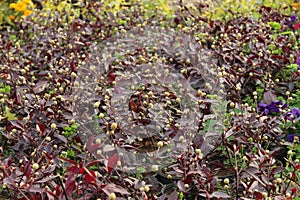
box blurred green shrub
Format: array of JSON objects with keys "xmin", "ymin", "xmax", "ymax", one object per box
[
  {"xmin": 0, "ymin": 0, "xmax": 34, "ymax": 29},
  {"xmin": 2, "ymin": 0, "xmax": 298, "ymax": 30},
  {"xmin": 1, "ymin": 0, "xmax": 175, "ymax": 29},
  {"xmin": 178, "ymin": 0, "xmax": 298, "ymax": 21},
  {"xmin": 203, "ymin": 0, "xmax": 297, "ymax": 20}
]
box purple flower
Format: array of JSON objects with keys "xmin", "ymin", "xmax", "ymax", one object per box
[
  {"xmin": 297, "ymin": 58, "xmax": 300, "ymax": 70},
  {"xmin": 287, "ymin": 134, "xmax": 299, "ymax": 142},
  {"xmin": 258, "ymin": 100, "xmax": 287, "ymax": 116},
  {"xmin": 287, "ymin": 134, "xmax": 295, "ymax": 142},
  {"xmin": 286, "ymin": 108, "xmax": 300, "ymax": 120},
  {"xmin": 291, "ymin": 108, "xmax": 300, "ymax": 118},
  {"xmin": 291, "ymin": 15, "xmax": 297, "ymax": 23}
]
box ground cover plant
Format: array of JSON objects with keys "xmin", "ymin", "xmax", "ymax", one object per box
[{"xmin": 0, "ymin": 0, "xmax": 300, "ymax": 199}]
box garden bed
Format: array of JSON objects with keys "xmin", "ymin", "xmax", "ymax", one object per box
[{"xmin": 0, "ymin": 0, "xmax": 300, "ymax": 199}]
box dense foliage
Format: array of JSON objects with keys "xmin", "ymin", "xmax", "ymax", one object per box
[{"xmin": 0, "ymin": 0, "xmax": 300, "ymax": 199}]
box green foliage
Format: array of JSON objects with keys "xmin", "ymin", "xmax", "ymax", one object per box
[
  {"xmin": 142, "ymin": 0, "xmax": 174, "ymax": 18},
  {"xmin": 0, "ymin": 133, "xmax": 14, "ymax": 159},
  {"xmin": 268, "ymin": 21, "xmax": 282, "ymax": 30},
  {"xmin": 2, "ymin": 107, "xmax": 17, "ymax": 120},
  {"xmin": 0, "ymin": 83, "xmax": 10, "ymax": 95},
  {"xmin": 279, "ymin": 63, "xmax": 299, "ymax": 82},
  {"xmin": 242, "ymin": 96, "xmax": 255, "ymax": 107},
  {"xmin": 61, "ymin": 149, "xmax": 76, "ymax": 159},
  {"xmin": 135, "ymin": 166, "xmax": 146, "ymax": 179},
  {"xmin": 1, "ymin": 0, "xmax": 35, "ymax": 29},
  {"xmin": 204, "ymin": 0, "xmax": 295, "ymax": 21},
  {"xmin": 103, "ymin": 0, "xmax": 174, "ymax": 18},
  {"xmin": 62, "ymin": 123, "xmax": 79, "ymax": 137},
  {"xmin": 206, "ymin": 0, "xmax": 260, "ymax": 20},
  {"xmin": 290, "ymin": 91, "xmax": 300, "ymax": 108},
  {"xmin": 0, "ymin": 83, "xmax": 16, "ymax": 120},
  {"xmin": 41, "ymin": 0, "xmax": 83, "ymax": 23},
  {"xmin": 203, "ymin": 119, "xmax": 216, "ymax": 133},
  {"xmin": 0, "ymin": 0, "xmax": 15, "ymax": 29}
]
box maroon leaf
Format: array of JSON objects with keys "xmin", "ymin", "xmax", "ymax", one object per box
[
  {"xmin": 86, "ymin": 136, "xmax": 100, "ymax": 154},
  {"xmin": 70, "ymin": 59, "xmax": 76, "ymax": 71},
  {"xmin": 23, "ymin": 161, "xmax": 32, "ymax": 179},
  {"xmin": 106, "ymin": 153, "xmax": 118, "ymax": 173},
  {"xmin": 55, "ymin": 185, "xmax": 61, "ymax": 197},
  {"xmin": 67, "ymin": 165, "xmax": 79, "ymax": 172},
  {"xmin": 86, "ymin": 160, "xmax": 102, "ymax": 168},
  {"xmin": 85, "ymin": 170, "xmax": 96, "ymax": 185},
  {"xmin": 107, "ymin": 71, "xmax": 115, "ymax": 83},
  {"xmin": 209, "ymin": 20, "xmax": 214, "ymax": 28},
  {"xmin": 271, "ymin": 55, "xmax": 289, "ymax": 63},
  {"xmin": 36, "ymin": 123, "xmax": 46, "ymax": 135},
  {"xmin": 58, "ymin": 156, "xmax": 78, "ymax": 165},
  {"xmin": 65, "ymin": 180, "xmax": 76, "ymax": 197},
  {"xmin": 253, "ymin": 191, "xmax": 263, "ymax": 200},
  {"xmin": 46, "ymin": 189, "xmax": 57, "ymax": 199}
]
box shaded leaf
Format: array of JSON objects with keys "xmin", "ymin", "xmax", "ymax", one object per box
[
  {"xmin": 102, "ymin": 183, "xmax": 130, "ymax": 195},
  {"xmin": 263, "ymin": 90, "xmax": 276, "ymax": 104},
  {"xmin": 168, "ymin": 190, "xmax": 178, "ymax": 200},
  {"xmin": 29, "ymin": 186, "xmax": 43, "ymax": 193},
  {"xmin": 210, "ymin": 191, "xmax": 231, "ymax": 198},
  {"xmin": 33, "ymin": 79, "xmax": 48, "ymax": 93},
  {"xmin": 36, "ymin": 175, "xmax": 58, "ymax": 184},
  {"xmin": 106, "ymin": 153, "xmax": 118, "ymax": 173},
  {"xmin": 177, "ymin": 180, "xmax": 187, "ymax": 192},
  {"xmin": 23, "ymin": 161, "xmax": 32, "ymax": 179}
]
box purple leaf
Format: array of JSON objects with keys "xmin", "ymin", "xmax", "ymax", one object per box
[
  {"xmin": 106, "ymin": 153, "xmax": 118, "ymax": 173},
  {"xmin": 210, "ymin": 191, "xmax": 230, "ymax": 198}
]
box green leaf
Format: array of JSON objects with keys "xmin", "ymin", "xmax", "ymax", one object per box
[
  {"xmin": 0, "ymin": 85, "xmax": 10, "ymax": 94},
  {"xmin": 272, "ymin": 48, "xmax": 282, "ymax": 55},
  {"xmin": 243, "ymin": 43, "xmax": 250, "ymax": 53},
  {"xmin": 268, "ymin": 43, "xmax": 276, "ymax": 50},
  {"xmin": 287, "ymin": 64, "xmax": 298, "ymax": 70},
  {"xmin": 267, "ymin": 21, "xmax": 281, "ymax": 30},
  {"xmin": 233, "ymin": 108, "xmax": 243, "ymax": 114},
  {"xmin": 136, "ymin": 166, "xmax": 146, "ymax": 174},
  {"xmin": 280, "ymin": 31, "xmax": 293, "ymax": 35},
  {"xmin": 4, "ymin": 107, "xmax": 17, "ymax": 120},
  {"xmin": 9, "ymin": 34, "xmax": 16, "ymax": 41},
  {"xmin": 203, "ymin": 119, "xmax": 216, "ymax": 133}
]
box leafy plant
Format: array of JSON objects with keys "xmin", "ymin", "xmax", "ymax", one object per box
[
  {"xmin": 63, "ymin": 123, "xmax": 79, "ymax": 137},
  {"xmin": 0, "ymin": 0, "xmax": 300, "ymax": 199}
]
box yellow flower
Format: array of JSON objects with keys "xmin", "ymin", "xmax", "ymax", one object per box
[
  {"xmin": 23, "ymin": 9, "xmax": 32, "ymax": 16},
  {"xmin": 10, "ymin": 1, "xmax": 27, "ymax": 12},
  {"xmin": 9, "ymin": 3, "xmax": 17, "ymax": 9},
  {"xmin": 9, "ymin": 15, "xmax": 16, "ymax": 21},
  {"xmin": 291, "ymin": 3, "xmax": 299, "ymax": 11},
  {"xmin": 22, "ymin": 0, "xmax": 32, "ymax": 4}
]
